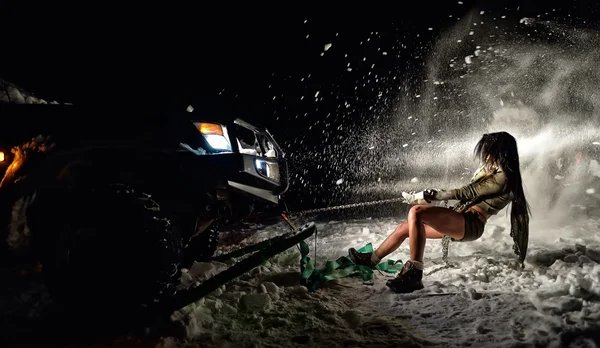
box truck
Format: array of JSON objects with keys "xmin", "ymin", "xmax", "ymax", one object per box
[{"xmin": 0, "ymin": 99, "xmax": 315, "ymax": 324}]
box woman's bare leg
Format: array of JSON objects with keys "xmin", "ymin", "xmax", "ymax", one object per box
[
  {"xmin": 382, "ymin": 205, "xmax": 466, "ymax": 293},
  {"xmin": 407, "ymin": 205, "xmax": 466, "ymax": 262},
  {"xmin": 374, "ymin": 221, "xmax": 444, "ymax": 259},
  {"xmin": 375, "ymin": 205, "xmax": 465, "ymax": 260}
]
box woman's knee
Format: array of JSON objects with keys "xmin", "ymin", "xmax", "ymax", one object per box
[
  {"xmin": 393, "ymin": 222, "xmax": 408, "ymax": 238},
  {"xmin": 408, "ymin": 205, "xmax": 428, "ymax": 221}
]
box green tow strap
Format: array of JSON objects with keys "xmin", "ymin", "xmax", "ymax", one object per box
[{"xmin": 299, "ymin": 241, "xmax": 404, "ymax": 292}]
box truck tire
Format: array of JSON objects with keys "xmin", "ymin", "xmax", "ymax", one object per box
[
  {"xmin": 29, "ymin": 183, "xmax": 184, "ymax": 317},
  {"xmin": 185, "ymin": 220, "xmax": 220, "ymax": 265}
]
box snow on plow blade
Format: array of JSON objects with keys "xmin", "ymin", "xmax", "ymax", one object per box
[{"xmin": 160, "ymin": 222, "xmax": 317, "ymax": 315}]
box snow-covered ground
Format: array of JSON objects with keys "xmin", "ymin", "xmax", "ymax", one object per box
[
  {"xmin": 2, "ymin": 201, "xmax": 599, "ymax": 347},
  {"xmin": 160, "ymin": 206, "xmax": 600, "ymax": 348}
]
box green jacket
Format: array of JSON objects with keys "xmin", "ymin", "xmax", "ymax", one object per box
[{"xmin": 434, "ymin": 166, "xmax": 513, "ymax": 215}]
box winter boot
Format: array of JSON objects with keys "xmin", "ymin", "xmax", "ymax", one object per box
[
  {"xmin": 348, "ymin": 248, "xmax": 378, "ymax": 268},
  {"xmin": 386, "ymin": 260, "xmax": 424, "ymax": 293}
]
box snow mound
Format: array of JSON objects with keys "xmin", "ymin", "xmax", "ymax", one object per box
[
  {"xmin": 222, "ymin": 215, "xmax": 599, "ymax": 347},
  {"xmin": 157, "ymin": 211, "xmax": 600, "ymax": 347},
  {"xmin": 167, "ymin": 249, "xmax": 431, "ymax": 347},
  {"xmin": 3, "ymin": 213, "xmax": 600, "ymax": 347}
]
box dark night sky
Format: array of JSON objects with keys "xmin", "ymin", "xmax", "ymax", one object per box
[
  {"xmin": 2, "ymin": 0, "xmax": 588, "ymax": 112},
  {"xmin": 0, "ymin": 3, "xmax": 466, "ymax": 104},
  {"xmin": 0, "ymin": 1, "xmax": 596, "ymax": 109}
]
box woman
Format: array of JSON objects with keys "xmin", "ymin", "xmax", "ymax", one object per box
[{"xmin": 349, "ymin": 132, "xmax": 530, "ymax": 293}]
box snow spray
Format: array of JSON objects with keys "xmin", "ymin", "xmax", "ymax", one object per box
[{"xmin": 354, "ymin": 8, "xmax": 600, "ymax": 238}]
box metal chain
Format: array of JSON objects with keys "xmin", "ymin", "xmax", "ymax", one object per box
[
  {"xmin": 290, "ymin": 197, "xmax": 455, "ymax": 268},
  {"xmin": 289, "ymin": 197, "xmax": 407, "ymax": 216},
  {"xmin": 441, "ymin": 236, "xmax": 451, "ymax": 264},
  {"xmin": 441, "ymin": 200, "xmax": 451, "ymax": 265}
]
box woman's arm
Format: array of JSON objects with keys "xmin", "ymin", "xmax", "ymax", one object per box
[{"xmin": 431, "ymin": 172, "xmax": 507, "ymax": 201}]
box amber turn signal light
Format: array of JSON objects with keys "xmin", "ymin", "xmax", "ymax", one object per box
[{"xmin": 195, "ymin": 122, "xmax": 223, "ymax": 136}]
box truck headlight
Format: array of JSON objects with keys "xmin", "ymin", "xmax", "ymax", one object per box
[
  {"xmin": 194, "ymin": 122, "xmax": 232, "ymax": 151},
  {"xmin": 204, "ymin": 134, "xmax": 231, "ymax": 150},
  {"xmin": 255, "ymin": 159, "xmax": 280, "ymax": 183}
]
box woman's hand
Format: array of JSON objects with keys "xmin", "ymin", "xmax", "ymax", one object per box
[
  {"xmin": 402, "ymin": 189, "xmax": 438, "ymax": 205},
  {"xmin": 424, "ymin": 189, "xmax": 437, "ymax": 203}
]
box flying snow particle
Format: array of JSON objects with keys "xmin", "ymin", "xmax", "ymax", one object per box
[
  {"xmin": 428, "ymin": 28, "xmax": 433, "ymax": 31},
  {"xmin": 457, "ymin": 40, "xmax": 462, "ymax": 43},
  {"xmin": 480, "ymin": 11, "xmax": 485, "ymax": 15},
  {"xmin": 465, "ymin": 56, "xmax": 472, "ymax": 64},
  {"xmin": 402, "ymin": 144, "xmax": 408, "ymax": 148},
  {"xmin": 469, "ymin": 31, "xmax": 474, "ymax": 35},
  {"xmin": 586, "ymin": 188, "xmax": 596, "ymax": 194},
  {"xmin": 186, "ymin": 105, "xmax": 194, "ymax": 112},
  {"xmin": 336, "ymin": 178, "xmax": 344, "ymax": 185},
  {"xmin": 410, "ymin": 177, "xmax": 419, "ymax": 183},
  {"xmin": 458, "ymin": 1, "xmax": 463, "ymax": 3},
  {"xmin": 382, "ymin": 52, "xmax": 388, "ymax": 55},
  {"xmin": 324, "ymin": 43, "xmax": 333, "ymax": 51},
  {"xmin": 520, "ymin": 17, "xmax": 534, "ymax": 25},
  {"xmin": 592, "ymin": 141, "xmax": 600, "ymax": 145},
  {"xmin": 315, "ymin": 91, "xmax": 320, "ymax": 98}
]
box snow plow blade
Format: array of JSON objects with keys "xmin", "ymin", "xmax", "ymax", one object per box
[{"xmin": 161, "ymin": 222, "xmax": 316, "ymax": 315}]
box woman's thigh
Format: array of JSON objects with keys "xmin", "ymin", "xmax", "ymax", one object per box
[{"xmin": 409, "ymin": 205, "xmax": 466, "ymax": 241}]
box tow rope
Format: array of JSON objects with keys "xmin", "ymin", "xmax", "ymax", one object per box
[
  {"xmin": 280, "ymin": 212, "xmax": 404, "ymax": 292},
  {"xmin": 299, "ymin": 241, "xmax": 404, "ymax": 292}
]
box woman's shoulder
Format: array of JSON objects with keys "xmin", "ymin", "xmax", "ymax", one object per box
[
  {"xmin": 495, "ymin": 168, "xmax": 507, "ymax": 178},
  {"xmin": 470, "ymin": 166, "xmax": 487, "ymax": 181},
  {"xmin": 492, "ymin": 168, "xmax": 508, "ymax": 186},
  {"xmin": 471, "ymin": 165, "xmax": 507, "ymax": 185}
]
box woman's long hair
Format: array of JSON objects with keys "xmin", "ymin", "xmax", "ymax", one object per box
[{"xmin": 474, "ymin": 132, "xmax": 531, "ymax": 265}]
